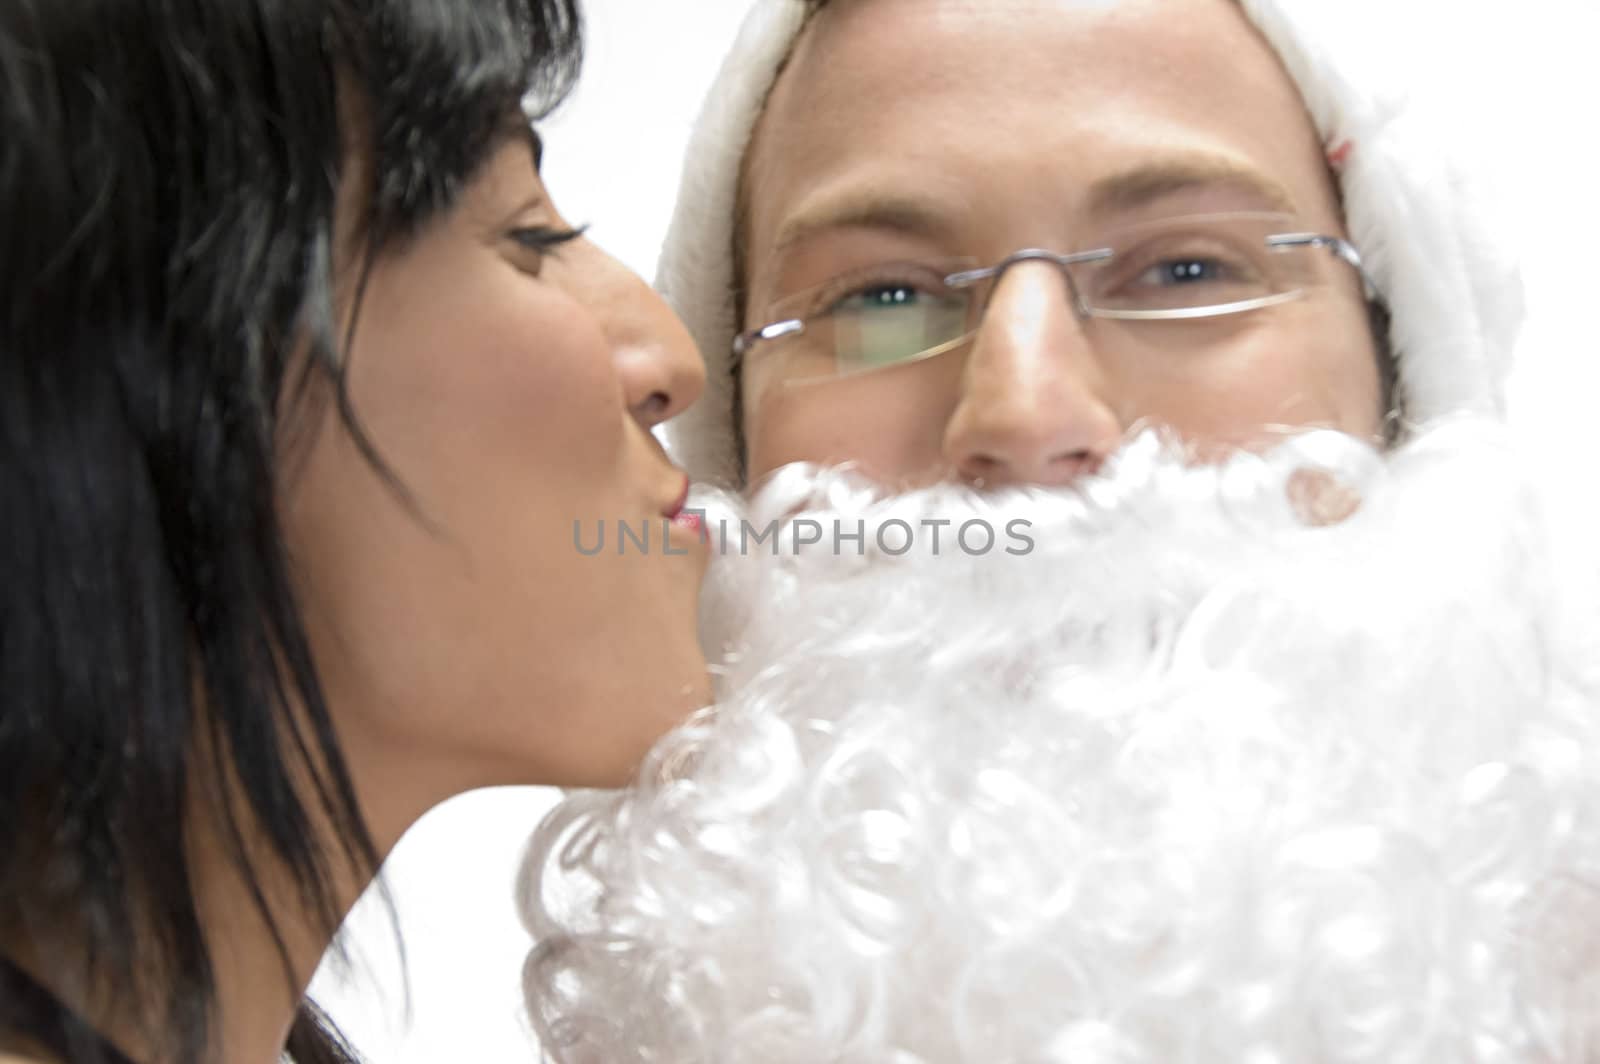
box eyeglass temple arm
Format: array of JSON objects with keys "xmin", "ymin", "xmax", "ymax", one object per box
[
  {"xmin": 1266, "ymin": 233, "xmax": 1381, "ymax": 301},
  {"xmin": 732, "ymin": 317, "xmax": 805, "ymax": 362}
]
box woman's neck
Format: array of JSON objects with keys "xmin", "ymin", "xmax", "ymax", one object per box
[
  {"xmin": 179, "ymin": 731, "xmax": 448, "ymax": 1064},
  {"xmin": 0, "ymin": 819, "xmax": 374, "ymax": 1064},
  {"xmin": 4, "ymin": 732, "xmax": 454, "ymax": 1064}
]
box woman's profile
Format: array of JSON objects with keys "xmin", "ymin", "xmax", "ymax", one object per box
[{"xmin": 0, "ymin": 0, "xmax": 709, "ymax": 1061}]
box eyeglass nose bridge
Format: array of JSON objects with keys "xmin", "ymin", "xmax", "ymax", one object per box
[{"xmin": 943, "ymin": 247, "xmax": 1115, "ymax": 320}]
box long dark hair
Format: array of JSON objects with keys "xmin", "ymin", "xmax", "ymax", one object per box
[{"xmin": 0, "ymin": 1, "xmax": 581, "ymax": 1061}]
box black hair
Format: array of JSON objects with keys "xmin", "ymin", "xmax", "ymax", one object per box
[{"xmin": 0, "ymin": 1, "xmax": 580, "ymax": 1061}]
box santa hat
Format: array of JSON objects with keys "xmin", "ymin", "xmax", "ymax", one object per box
[{"xmin": 656, "ymin": 0, "xmax": 1525, "ymax": 489}]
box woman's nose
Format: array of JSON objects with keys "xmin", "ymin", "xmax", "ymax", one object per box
[
  {"xmin": 942, "ymin": 262, "xmax": 1122, "ymax": 487},
  {"xmin": 586, "ymin": 246, "xmax": 706, "ymax": 429}
]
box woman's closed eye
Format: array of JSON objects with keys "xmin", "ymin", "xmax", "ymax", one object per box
[{"xmin": 504, "ymin": 224, "xmax": 588, "ymax": 277}]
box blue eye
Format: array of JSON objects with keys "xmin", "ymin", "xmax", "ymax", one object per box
[
  {"xmin": 823, "ymin": 281, "xmax": 968, "ymax": 370},
  {"xmin": 836, "ymin": 284, "xmax": 926, "ymax": 312},
  {"xmin": 1141, "ymin": 258, "xmax": 1229, "ymax": 285}
]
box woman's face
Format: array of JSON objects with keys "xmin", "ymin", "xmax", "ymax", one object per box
[
  {"xmin": 282, "ymin": 135, "xmax": 709, "ymax": 792},
  {"xmin": 738, "ymin": 0, "xmax": 1384, "ymax": 490}
]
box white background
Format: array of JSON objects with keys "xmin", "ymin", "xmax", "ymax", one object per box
[{"xmin": 309, "ymin": 1, "xmax": 1600, "ymax": 1060}]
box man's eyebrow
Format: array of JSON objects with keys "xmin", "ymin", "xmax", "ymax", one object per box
[
  {"xmin": 1084, "ymin": 156, "xmax": 1299, "ymax": 217},
  {"xmin": 770, "ymin": 187, "xmax": 961, "ymax": 259},
  {"xmin": 758, "ymin": 157, "xmax": 1298, "ymax": 272}
]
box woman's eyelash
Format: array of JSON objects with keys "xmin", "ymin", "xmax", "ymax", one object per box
[{"xmin": 509, "ymin": 223, "xmax": 589, "ymax": 249}]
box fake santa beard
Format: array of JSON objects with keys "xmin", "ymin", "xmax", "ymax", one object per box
[{"xmin": 519, "ymin": 421, "xmax": 1600, "ymax": 1064}]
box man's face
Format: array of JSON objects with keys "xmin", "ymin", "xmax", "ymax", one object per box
[{"xmin": 738, "ymin": 0, "xmax": 1384, "ymax": 489}]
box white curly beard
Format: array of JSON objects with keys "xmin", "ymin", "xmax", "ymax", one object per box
[{"xmin": 519, "ymin": 420, "xmax": 1600, "ymax": 1063}]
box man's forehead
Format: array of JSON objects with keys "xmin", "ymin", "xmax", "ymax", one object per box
[
  {"xmin": 781, "ymin": 0, "xmax": 1276, "ymax": 111},
  {"xmin": 804, "ymin": 0, "xmax": 1126, "ymax": 19},
  {"xmin": 742, "ymin": 0, "xmax": 1336, "ymax": 268},
  {"xmin": 794, "ymin": 0, "xmax": 1231, "ymax": 64}
]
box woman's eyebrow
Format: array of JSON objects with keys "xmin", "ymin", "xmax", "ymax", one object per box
[
  {"xmin": 527, "ymin": 126, "xmax": 545, "ymax": 170},
  {"xmin": 497, "ymin": 117, "xmax": 545, "ymax": 171}
]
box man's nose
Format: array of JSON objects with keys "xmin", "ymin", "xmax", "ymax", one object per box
[{"xmin": 942, "ymin": 261, "xmax": 1122, "ymax": 487}]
